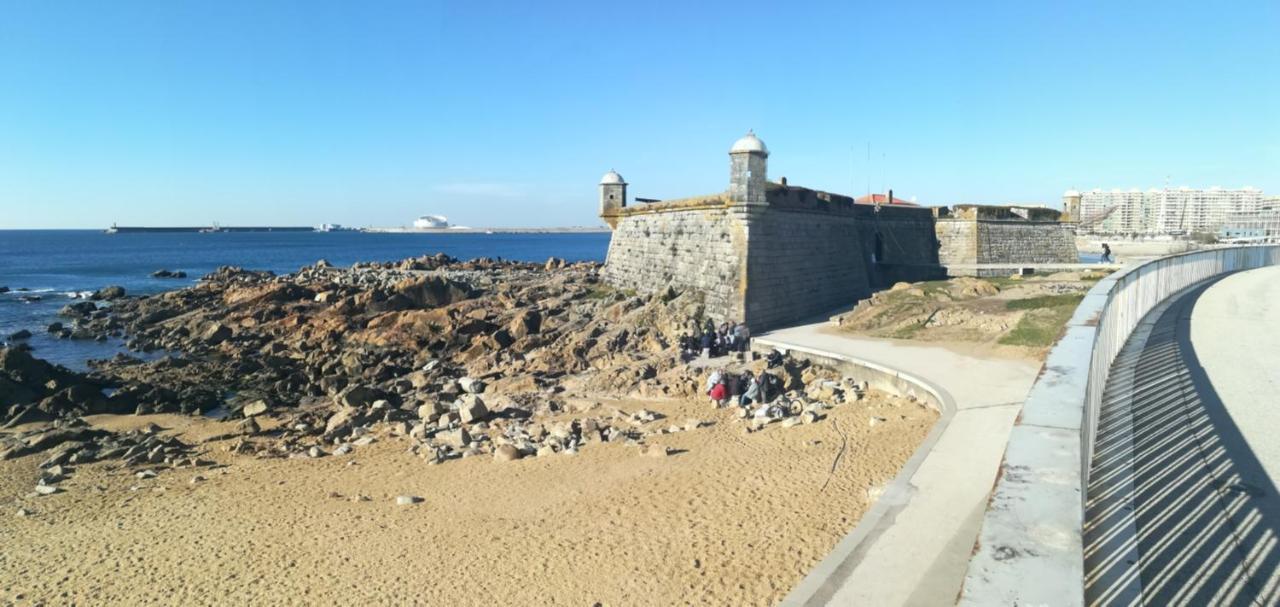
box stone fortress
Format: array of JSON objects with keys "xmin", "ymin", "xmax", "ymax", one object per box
[{"xmin": 599, "ymin": 132, "xmax": 1078, "ymax": 330}]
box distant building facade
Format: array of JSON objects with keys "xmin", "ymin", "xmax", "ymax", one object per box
[
  {"xmin": 1220, "ymin": 196, "xmax": 1280, "ymax": 242},
  {"xmin": 1072, "ymin": 187, "xmax": 1264, "ymax": 236}
]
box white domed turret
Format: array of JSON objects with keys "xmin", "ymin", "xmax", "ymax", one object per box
[
  {"xmin": 730, "ymin": 130, "xmax": 769, "ymax": 156},
  {"xmin": 599, "ymin": 168, "xmax": 628, "ymax": 223},
  {"xmin": 600, "ymin": 169, "xmax": 626, "ymax": 185},
  {"xmin": 729, "ymin": 130, "xmax": 769, "ymax": 204}
]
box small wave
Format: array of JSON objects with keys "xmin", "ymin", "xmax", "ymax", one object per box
[{"xmin": 65, "ymin": 290, "xmax": 95, "ymax": 299}]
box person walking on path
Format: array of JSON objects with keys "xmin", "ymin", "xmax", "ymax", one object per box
[{"xmin": 1100, "ymin": 243, "xmax": 1113, "ymax": 264}]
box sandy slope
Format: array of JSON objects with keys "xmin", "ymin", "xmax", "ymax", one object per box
[{"xmin": 0, "ymin": 394, "xmax": 935, "ymax": 606}]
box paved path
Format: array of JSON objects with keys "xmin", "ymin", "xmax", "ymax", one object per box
[
  {"xmin": 757, "ymin": 322, "xmax": 1039, "ymax": 606},
  {"xmin": 1085, "ymin": 267, "xmax": 1280, "ymax": 606},
  {"xmin": 1192, "ymin": 267, "xmax": 1280, "ymax": 485}
]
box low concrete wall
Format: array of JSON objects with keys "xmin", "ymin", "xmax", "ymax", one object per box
[
  {"xmin": 750, "ymin": 338, "xmax": 957, "ymax": 606},
  {"xmin": 959, "ymin": 245, "xmax": 1280, "ymax": 606}
]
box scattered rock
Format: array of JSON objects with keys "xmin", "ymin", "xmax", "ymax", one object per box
[
  {"xmin": 307, "ymin": 446, "xmax": 324, "ymax": 458},
  {"xmin": 395, "ymin": 495, "xmax": 422, "ymax": 506},
  {"xmin": 241, "ymin": 399, "xmax": 270, "ymax": 418},
  {"xmin": 458, "ymin": 377, "xmax": 485, "ymax": 394},
  {"xmin": 8, "ymin": 329, "xmax": 32, "ymax": 341},
  {"xmin": 34, "ymin": 483, "xmax": 61, "ymax": 496},
  {"xmin": 493, "ymin": 444, "xmax": 522, "ymax": 462},
  {"xmin": 437, "ymin": 427, "xmax": 470, "ymax": 449},
  {"xmin": 639, "ymin": 444, "xmax": 670, "ymax": 458},
  {"xmin": 135, "ymin": 469, "xmax": 157, "ymax": 479},
  {"xmin": 458, "ymin": 394, "xmax": 488, "ymax": 423}
]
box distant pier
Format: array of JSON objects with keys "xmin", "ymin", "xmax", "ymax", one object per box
[{"xmin": 105, "ymin": 225, "xmax": 314, "ymax": 234}]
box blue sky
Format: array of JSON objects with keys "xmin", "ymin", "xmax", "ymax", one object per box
[{"xmin": 0, "ymin": 1, "xmax": 1276, "ymax": 229}]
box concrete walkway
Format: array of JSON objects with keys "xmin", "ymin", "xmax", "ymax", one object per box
[
  {"xmin": 1192, "ymin": 266, "xmax": 1280, "ymax": 485},
  {"xmin": 757, "ymin": 322, "xmax": 1039, "ymax": 606},
  {"xmin": 1085, "ymin": 267, "xmax": 1280, "ymax": 606}
]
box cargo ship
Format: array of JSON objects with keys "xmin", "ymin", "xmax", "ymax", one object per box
[{"xmin": 105, "ymin": 223, "xmax": 313, "ymax": 234}]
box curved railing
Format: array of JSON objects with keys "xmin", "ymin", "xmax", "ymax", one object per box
[{"xmin": 959, "ymin": 245, "xmax": 1280, "ymax": 606}]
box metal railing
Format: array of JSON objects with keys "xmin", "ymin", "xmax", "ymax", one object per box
[{"xmin": 960, "ymin": 245, "xmax": 1280, "ymax": 606}]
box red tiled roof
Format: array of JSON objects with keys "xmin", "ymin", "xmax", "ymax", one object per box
[{"xmin": 854, "ymin": 193, "xmax": 920, "ymax": 207}]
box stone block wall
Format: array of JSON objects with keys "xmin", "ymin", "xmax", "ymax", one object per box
[
  {"xmin": 977, "ymin": 221, "xmax": 1077, "ymax": 263},
  {"xmin": 936, "ymin": 221, "xmax": 977, "ymax": 266},
  {"xmin": 745, "ymin": 208, "xmax": 872, "ymax": 329},
  {"xmin": 856, "ymin": 206, "xmax": 946, "ymax": 286},
  {"xmin": 936, "ymin": 219, "xmax": 1079, "ymax": 266},
  {"xmin": 601, "ymin": 204, "xmax": 746, "ymax": 321}
]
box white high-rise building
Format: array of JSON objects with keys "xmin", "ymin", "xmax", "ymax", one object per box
[{"xmin": 1074, "ymin": 187, "xmax": 1264, "ymax": 235}]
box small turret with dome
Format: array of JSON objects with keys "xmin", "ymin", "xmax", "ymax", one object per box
[
  {"xmin": 599, "ymin": 169, "xmax": 628, "ymax": 224},
  {"xmin": 729, "ymin": 130, "xmax": 769, "ymax": 205},
  {"xmin": 1062, "ymin": 188, "xmax": 1083, "ymax": 221}
]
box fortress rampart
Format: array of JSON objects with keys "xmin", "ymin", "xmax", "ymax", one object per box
[
  {"xmin": 934, "ymin": 205, "xmax": 1078, "ymax": 266},
  {"xmin": 599, "ymin": 133, "xmax": 1077, "ymax": 330}
]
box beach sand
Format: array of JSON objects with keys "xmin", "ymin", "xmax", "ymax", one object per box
[{"xmin": 0, "ymin": 394, "xmax": 935, "ymax": 606}]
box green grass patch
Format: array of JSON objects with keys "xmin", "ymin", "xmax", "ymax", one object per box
[
  {"xmin": 1005, "ymin": 294, "xmax": 1084, "ymax": 311},
  {"xmin": 999, "ymin": 294, "xmax": 1084, "ymax": 347},
  {"xmin": 583, "ymin": 285, "xmax": 616, "ymax": 300}
]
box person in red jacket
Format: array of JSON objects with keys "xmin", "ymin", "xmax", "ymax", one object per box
[{"xmin": 709, "ymin": 380, "xmax": 728, "ymax": 407}]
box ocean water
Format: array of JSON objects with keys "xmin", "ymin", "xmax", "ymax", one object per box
[{"xmin": 0, "ymin": 230, "xmax": 610, "ymax": 369}]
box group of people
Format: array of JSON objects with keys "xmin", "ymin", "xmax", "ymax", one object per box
[
  {"xmin": 704, "ymin": 368, "xmax": 781, "ymax": 410},
  {"xmin": 680, "ymin": 319, "xmax": 751, "ymax": 360}
]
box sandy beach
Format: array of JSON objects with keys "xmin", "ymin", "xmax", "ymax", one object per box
[{"xmin": 0, "ymin": 392, "xmax": 934, "ymax": 606}]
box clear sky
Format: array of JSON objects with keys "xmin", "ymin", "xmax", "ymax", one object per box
[{"xmin": 1, "ymin": 1, "xmax": 1277, "ymax": 229}]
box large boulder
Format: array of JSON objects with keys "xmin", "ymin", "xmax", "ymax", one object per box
[
  {"xmin": 392, "ymin": 276, "xmax": 474, "ymax": 309},
  {"xmin": 91, "ymin": 286, "xmax": 126, "ymax": 301},
  {"xmin": 58, "ymin": 301, "xmax": 97, "ymax": 317},
  {"xmin": 335, "ymin": 385, "xmax": 383, "ymax": 408},
  {"xmin": 201, "ymin": 323, "xmax": 233, "ymax": 345},
  {"xmin": 508, "ymin": 309, "xmax": 542, "ymax": 339}
]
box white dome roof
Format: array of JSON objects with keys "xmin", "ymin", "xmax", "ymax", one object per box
[
  {"xmin": 600, "ymin": 169, "xmax": 626, "ymax": 185},
  {"xmin": 1063, "ymin": 189, "xmax": 1081, "ymax": 198},
  {"xmin": 730, "ymin": 130, "xmax": 768, "ymax": 155}
]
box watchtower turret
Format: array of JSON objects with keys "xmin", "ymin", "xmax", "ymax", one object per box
[
  {"xmin": 599, "ymin": 169, "xmax": 627, "ymax": 227},
  {"xmin": 729, "ymin": 130, "xmax": 768, "ymax": 205}
]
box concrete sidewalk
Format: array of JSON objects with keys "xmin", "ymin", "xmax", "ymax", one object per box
[
  {"xmin": 1191, "ymin": 266, "xmax": 1280, "ymax": 485},
  {"xmin": 757, "ymin": 323, "xmax": 1039, "ymax": 606}
]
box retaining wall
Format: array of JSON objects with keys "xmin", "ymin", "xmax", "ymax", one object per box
[{"xmin": 959, "ymin": 245, "xmax": 1280, "ymax": 606}]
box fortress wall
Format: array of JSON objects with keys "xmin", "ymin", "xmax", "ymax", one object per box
[
  {"xmin": 601, "ymin": 206, "xmax": 747, "ymax": 321},
  {"xmin": 855, "ymin": 206, "xmax": 946, "ymax": 285},
  {"xmin": 936, "ymin": 221, "xmax": 979, "ymax": 265},
  {"xmin": 976, "ymin": 221, "xmax": 1079, "ymax": 264},
  {"xmin": 744, "ymin": 208, "xmax": 872, "ymax": 330}
]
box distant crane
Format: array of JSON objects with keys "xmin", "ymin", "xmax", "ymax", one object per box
[{"xmin": 1076, "ymin": 204, "xmax": 1122, "ymax": 230}]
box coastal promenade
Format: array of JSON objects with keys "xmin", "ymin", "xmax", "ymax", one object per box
[
  {"xmin": 961, "ymin": 245, "xmax": 1280, "ymax": 606},
  {"xmin": 1085, "ymin": 266, "xmax": 1280, "ymax": 605},
  {"xmin": 755, "ymin": 323, "xmax": 1040, "ymax": 606}
]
